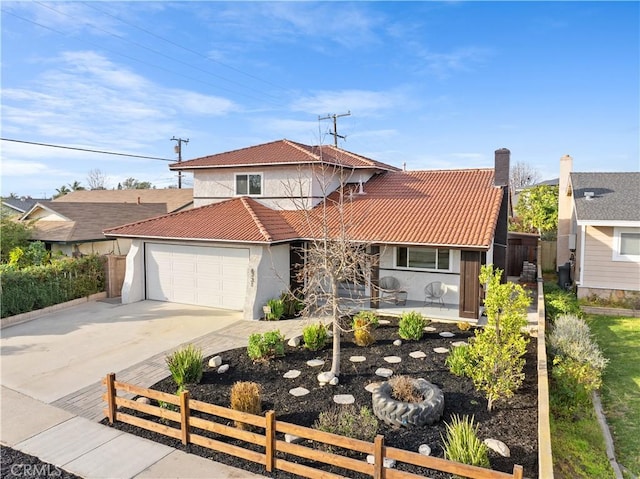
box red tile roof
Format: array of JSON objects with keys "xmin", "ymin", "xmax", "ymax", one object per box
[
  {"xmin": 106, "ymin": 169, "xmax": 504, "ymax": 248},
  {"xmin": 170, "ymin": 139, "xmax": 400, "ymax": 172}
]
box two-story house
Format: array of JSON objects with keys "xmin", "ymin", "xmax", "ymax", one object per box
[{"xmin": 105, "ymin": 139, "xmax": 510, "ymax": 321}]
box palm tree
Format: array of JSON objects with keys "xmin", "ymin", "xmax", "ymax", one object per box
[
  {"xmin": 68, "ymin": 181, "xmax": 85, "ymax": 191},
  {"xmin": 53, "ymin": 185, "xmax": 71, "ymax": 199}
]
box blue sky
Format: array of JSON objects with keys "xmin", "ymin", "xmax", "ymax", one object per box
[{"xmin": 1, "ymin": 1, "xmax": 638, "ymax": 198}]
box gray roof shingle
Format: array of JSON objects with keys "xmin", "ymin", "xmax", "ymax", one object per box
[{"xmin": 571, "ymin": 172, "xmax": 640, "ymax": 222}]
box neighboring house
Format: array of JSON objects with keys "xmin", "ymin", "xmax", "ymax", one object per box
[
  {"xmin": 557, "ymin": 154, "xmax": 640, "ymax": 301},
  {"xmin": 20, "ymin": 189, "xmax": 193, "ymax": 256},
  {"xmin": 1, "ymin": 197, "xmax": 50, "ymax": 217},
  {"xmin": 105, "ymin": 139, "xmax": 510, "ymax": 321}
]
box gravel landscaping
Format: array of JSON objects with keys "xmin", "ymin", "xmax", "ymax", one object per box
[
  {"xmin": 1, "ymin": 446, "xmax": 81, "ymax": 479},
  {"xmin": 103, "ymin": 317, "xmax": 538, "ymax": 478}
]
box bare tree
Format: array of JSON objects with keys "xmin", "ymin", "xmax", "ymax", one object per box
[
  {"xmin": 87, "ymin": 169, "xmax": 108, "ymax": 190},
  {"xmin": 509, "ymin": 161, "xmax": 541, "ymax": 191}
]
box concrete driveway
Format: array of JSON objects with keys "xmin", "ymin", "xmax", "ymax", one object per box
[{"xmin": 0, "ymin": 300, "xmax": 242, "ymax": 404}]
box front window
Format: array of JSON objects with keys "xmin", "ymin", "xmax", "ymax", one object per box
[
  {"xmin": 235, "ymin": 173, "xmax": 262, "ymax": 196},
  {"xmin": 396, "ymin": 247, "xmax": 450, "ymax": 271},
  {"xmin": 613, "ymin": 228, "xmax": 640, "ymax": 262}
]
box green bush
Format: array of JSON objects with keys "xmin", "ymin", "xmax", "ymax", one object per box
[
  {"xmin": 548, "ymin": 314, "xmax": 608, "ymax": 371},
  {"xmin": 280, "ymin": 291, "xmax": 304, "ymax": 317},
  {"xmin": 302, "ymin": 323, "xmax": 327, "ymax": 351},
  {"xmin": 352, "ymin": 310, "xmax": 379, "ymax": 329},
  {"xmin": 265, "ymin": 298, "xmax": 285, "ymax": 320},
  {"xmin": 0, "ymin": 255, "xmax": 105, "ymax": 318},
  {"xmin": 441, "ymin": 415, "xmax": 490, "ymax": 472},
  {"xmin": 446, "ymin": 345, "xmax": 474, "ymax": 377},
  {"xmin": 247, "ymin": 330, "xmax": 285, "ymax": 361},
  {"xmin": 313, "ymin": 405, "xmax": 378, "ymax": 452},
  {"xmin": 545, "ymin": 288, "xmax": 582, "ymax": 321},
  {"xmin": 398, "ymin": 311, "xmax": 427, "ymax": 340},
  {"xmin": 166, "ymin": 344, "xmax": 203, "ymax": 387}
]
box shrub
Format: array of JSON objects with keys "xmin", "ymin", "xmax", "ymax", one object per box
[
  {"xmin": 280, "ymin": 291, "xmax": 304, "ymax": 317},
  {"xmin": 457, "ymin": 321, "xmax": 471, "ymax": 331},
  {"xmin": 247, "ymin": 330, "xmax": 285, "ymax": 361},
  {"xmin": 548, "ymin": 314, "xmax": 608, "ymax": 371},
  {"xmin": 302, "ymin": 323, "xmax": 328, "ymax": 351},
  {"xmin": 230, "ymin": 381, "xmax": 262, "ymax": 430},
  {"xmin": 354, "ymin": 325, "xmax": 375, "ymax": 347},
  {"xmin": 446, "ymin": 345, "xmax": 474, "ymax": 377},
  {"xmin": 441, "ymin": 415, "xmax": 490, "ymax": 472},
  {"xmin": 545, "ymin": 288, "xmax": 582, "ymax": 321},
  {"xmin": 165, "ymin": 344, "xmax": 203, "ymax": 387},
  {"xmin": 398, "ymin": 311, "xmax": 427, "ymax": 340},
  {"xmin": 352, "ymin": 310, "xmax": 379, "ymax": 329},
  {"xmin": 265, "ymin": 298, "xmax": 285, "ymax": 320},
  {"xmin": 353, "ymin": 313, "xmax": 377, "ymax": 347},
  {"xmin": 313, "ymin": 405, "xmax": 378, "ymax": 451},
  {"xmin": 388, "ymin": 376, "xmax": 424, "ymax": 403}
]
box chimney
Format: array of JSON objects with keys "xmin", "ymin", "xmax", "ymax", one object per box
[
  {"xmin": 557, "ymin": 154, "xmax": 574, "ymax": 269},
  {"xmin": 559, "ymin": 154, "xmax": 573, "ymax": 195},
  {"xmin": 494, "ymin": 148, "xmax": 510, "ymax": 187},
  {"xmin": 137, "ymin": 196, "xmax": 141, "ymax": 205}
]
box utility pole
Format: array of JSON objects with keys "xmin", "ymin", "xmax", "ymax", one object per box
[
  {"xmin": 319, "ymin": 111, "xmax": 351, "ymax": 147},
  {"xmin": 171, "ymin": 137, "xmax": 189, "ymax": 189}
]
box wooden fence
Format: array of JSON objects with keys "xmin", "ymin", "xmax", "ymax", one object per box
[{"xmin": 103, "ymin": 374, "xmax": 524, "ymax": 479}]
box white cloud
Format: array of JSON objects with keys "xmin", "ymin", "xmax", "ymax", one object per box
[
  {"xmin": 291, "ymin": 89, "xmax": 408, "ymax": 117},
  {"xmin": 414, "ymin": 46, "xmax": 493, "ymax": 79}
]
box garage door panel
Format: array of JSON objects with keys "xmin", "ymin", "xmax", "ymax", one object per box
[{"xmin": 145, "ymin": 244, "xmax": 249, "ymax": 310}]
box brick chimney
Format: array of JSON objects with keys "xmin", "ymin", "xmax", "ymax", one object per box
[
  {"xmin": 494, "ymin": 148, "xmax": 510, "ymax": 187},
  {"xmin": 557, "ymin": 155, "xmax": 574, "ymax": 269}
]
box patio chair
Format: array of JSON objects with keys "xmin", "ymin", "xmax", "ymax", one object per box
[
  {"xmin": 424, "ymin": 281, "xmax": 447, "ymax": 308},
  {"xmin": 379, "ymin": 276, "xmax": 405, "ymax": 304}
]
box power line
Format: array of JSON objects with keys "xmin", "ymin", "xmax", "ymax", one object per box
[{"xmin": 1, "ymin": 138, "xmax": 174, "ymax": 162}]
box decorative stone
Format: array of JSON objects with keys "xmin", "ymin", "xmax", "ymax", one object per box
[
  {"xmin": 289, "ymin": 387, "xmax": 310, "ymax": 397},
  {"xmin": 317, "ymin": 371, "xmax": 335, "ymax": 385},
  {"xmin": 333, "ymin": 394, "xmax": 355, "ymax": 404},
  {"xmin": 378, "ymin": 319, "xmax": 391, "ymax": 325},
  {"xmin": 349, "ymin": 356, "xmax": 366, "ymax": 363},
  {"xmin": 366, "ymin": 455, "xmax": 396, "ymax": 468},
  {"xmin": 423, "ymin": 326, "xmax": 437, "ymax": 332},
  {"xmin": 409, "ymin": 351, "xmax": 427, "ymax": 359},
  {"xmin": 329, "ymin": 377, "xmax": 339, "ymax": 386},
  {"xmin": 136, "ymin": 397, "xmax": 150, "ymax": 405},
  {"xmin": 208, "ymin": 356, "xmax": 222, "ymax": 368},
  {"xmin": 307, "ymin": 359, "xmax": 325, "ymax": 367},
  {"xmin": 433, "ymin": 347, "xmax": 449, "ymax": 354},
  {"xmin": 283, "ymin": 370, "xmax": 301, "ymax": 379},
  {"xmin": 418, "ymin": 444, "xmax": 432, "ymax": 456},
  {"xmin": 375, "ymin": 367, "xmax": 393, "ymax": 378},
  {"xmin": 393, "ymin": 339, "xmax": 403, "ymax": 346},
  {"xmin": 484, "ymin": 438, "xmax": 510, "ymax": 457},
  {"xmin": 384, "ymin": 356, "xmax": 402, "ymax": 364},
  {"xmin": 451, "ymin": 341, "xmax": 469, "ymax": 348},
  {"xmin": 285, "ymin": 433, "xmax": 303, "ymax": 444},
  {"xmin": 217, "ymin": 364, "xmax": 229, "ymax": 374},
  {"xmin": 365, "ymin": 382, "xmax": 381, "ymax": 393},
  {"xmin": 439, "ymin": 331, "xmax": 455, "ymax": 338},
  {"xmin": 288, "ymin": 336, "xmax": 302, "ymax": 347}
]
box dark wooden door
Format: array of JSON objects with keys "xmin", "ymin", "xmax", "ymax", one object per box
[{"xmin": 459, "ymin": 250, "xmax": 481, "ymax": 319}]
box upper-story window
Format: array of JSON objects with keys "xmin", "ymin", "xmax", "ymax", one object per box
[
  {"xmin": 613, "ymin": 227, "xmax": 640, "ymax": 262},
  {"xmin": 235, "ymin": 173, "xmax": 262, "ymax": 196},
  {"xmin": 396, "ymin": 247, "xmax": 450, "ymax": 271}
]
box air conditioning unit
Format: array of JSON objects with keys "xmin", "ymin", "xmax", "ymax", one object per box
[{"xmin": 568, "ymin": 234, "xmax": 577, "ymax": 251}]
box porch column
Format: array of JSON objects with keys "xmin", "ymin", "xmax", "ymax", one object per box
[{"xmin": 370, "ymin": 245, "xmax": 380, "ymax": 309}]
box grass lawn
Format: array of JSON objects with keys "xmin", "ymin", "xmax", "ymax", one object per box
[{"xmin": 587, "ymin": 315, "xmax": 640, "ymax": 478}]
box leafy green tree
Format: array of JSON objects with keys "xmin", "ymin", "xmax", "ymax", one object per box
[
  {"xmin": 118, "ymin": 178, "xmax": 154, "ymax": 190},
  {"xmin": 512, "ymin": 184, "xmax": 559, "ymax": 239},
  {"xmin": 465, "ymin": 265, "xmax": 531, "ymax": 411},
  {"xmin": 0, "ymin": 216, "xmax": 32, "ymax": 263},
  {"xmin": 9, "ymin": 241, "xmax": 50, "ymax": 268}
]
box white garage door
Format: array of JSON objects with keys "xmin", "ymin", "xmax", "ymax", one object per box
[{"xmin": 145, "ymin": 243, "xmax": 249, "ymax": 310}]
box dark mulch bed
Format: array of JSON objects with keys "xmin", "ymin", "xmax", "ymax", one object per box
[
  {"xmin": 1, "ymin": 446, "xmax": 81, "ymax": 479},
  {"xmin": 102, "ymin": 318, "xmax": 538, "ymax": 478}
]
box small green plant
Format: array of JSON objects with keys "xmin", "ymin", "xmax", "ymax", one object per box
[
  {"xmin": 230, "ymin": 381, "xmax": 262, "ymax": 430},
  {"xmin": 313, "ymin": 405, "xmax": 378, "ymax": 451},
  {"xmin": 398, "ymin": 311, "xmax": 427, "ymax": 340},
  {"xmin": 446, "ymin": 345, "xmax": 474, "ymax": 377},
  {"xmin": 352, "ymin": 310, "xmax": 379, "ymax": 329},
  {"xmin": 388, "ymin": 376, "xmax": 424, "ymax": 403},
  {"xmin": 280, "ymin": 291, "xmax": 304, "ymax": 317},
  {"xmin": 545, "ymin": 288, "xmax": 582, "ymax": 321},
  {"xmin": 265, "ymin": 298, "xmax": 285, "ymax": 320},
  {"xmin": 247, "ymin": 330, "xmax": 286, "ymax": 361},
  {"xmin": 457, "ymin": 321, "xmax": 471, "ymax": 331},
  {"xmin": 165, "ymin": 344, "xmax": 203, "ymax": 388},
  {"xmin": 352, "ymin": 315, "xmax": 376, "ymax": 347},
  {"xmin": 302, "ymin": 323, "xmax": 328, "ymax": 351},
  {"xmin": 441, "ymin": 414, "xmax": 490, "ymax": 474}
]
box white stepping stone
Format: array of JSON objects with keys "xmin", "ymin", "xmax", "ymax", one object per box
[
  {"xmin": 451, "ymin": 341, "xmax": 469, "ymax": 348},
  {"xmin": 289, "ymin": 387, "xmax": 310, "ymax": 397},
  {"xmin": 484, "ymin": 438, "xmax": 510, "ymax": 457},
  {"xmin": 283, "ymin": 370, "xmax": 301, "ymax": 379},
  {"xmin": 418, "ymin": 444, "xmax": 432, "ymax": 456},
  {"xmin": 287, "ymin": 336, "xmax": 302, "ymax": 347},
  {"xmin": 350, "ymin": 355, "xmax": 366, "ymax": 363},
  {"xmin": 306, "ymin": 359, "xmax": 325, "ymax": 367},
  {"xmin": 333, "ymin": 394, "xmax": 355, "ymax": 404},
  {"xmin": 378, "ymin": 319, "xmax": 391, "ymax": 325},
  {"xmin": 317, "ymin": 371, "xmax": 335, "ymax": 385},
  {"xmin": 375, "ymin": 367, "xmax": 393, "ymax": 378},
  {"xmin": 217, "ymin": 364, "xmax": 229, "ymax": 373},
  {"xmin": 384, "ymin": 356, "xmax": 402, "ymax": 364},
  {"xmin": 366, "ymin": 455, "xmax": 396, "ymax": 468},
  {"xmin": 424, "ymin": 326, "xmax": 437, "ymax": 332},
  {"xmin": 409, "ymin": 351, "xmax": 427, "ymax": 359},
  {"xmin": 208, "ymin": 356, "xmax": 222, "ymax": 368},
  {"xmin": 433, "ymin": 347, "xmax": 449, "ymax": 354},
  {"xmin": 439, "ymin": 331, "xmax": 455, "ymax": 338},
  {"xmin": 365, "ymin": 382, "xmax": 381, "ymax": 393},
  {"xmin": 393, "ymin": 339, "xmax": 402, "ymax": 346}
]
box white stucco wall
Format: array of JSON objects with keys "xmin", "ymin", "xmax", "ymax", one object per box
[
  {"xmin": 245, "ymin": 243, "xmax": 290, "ymax": 320},
  {"xmin": 121, "ymin": 240, "xmax": 145, "ymax": 304}
]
